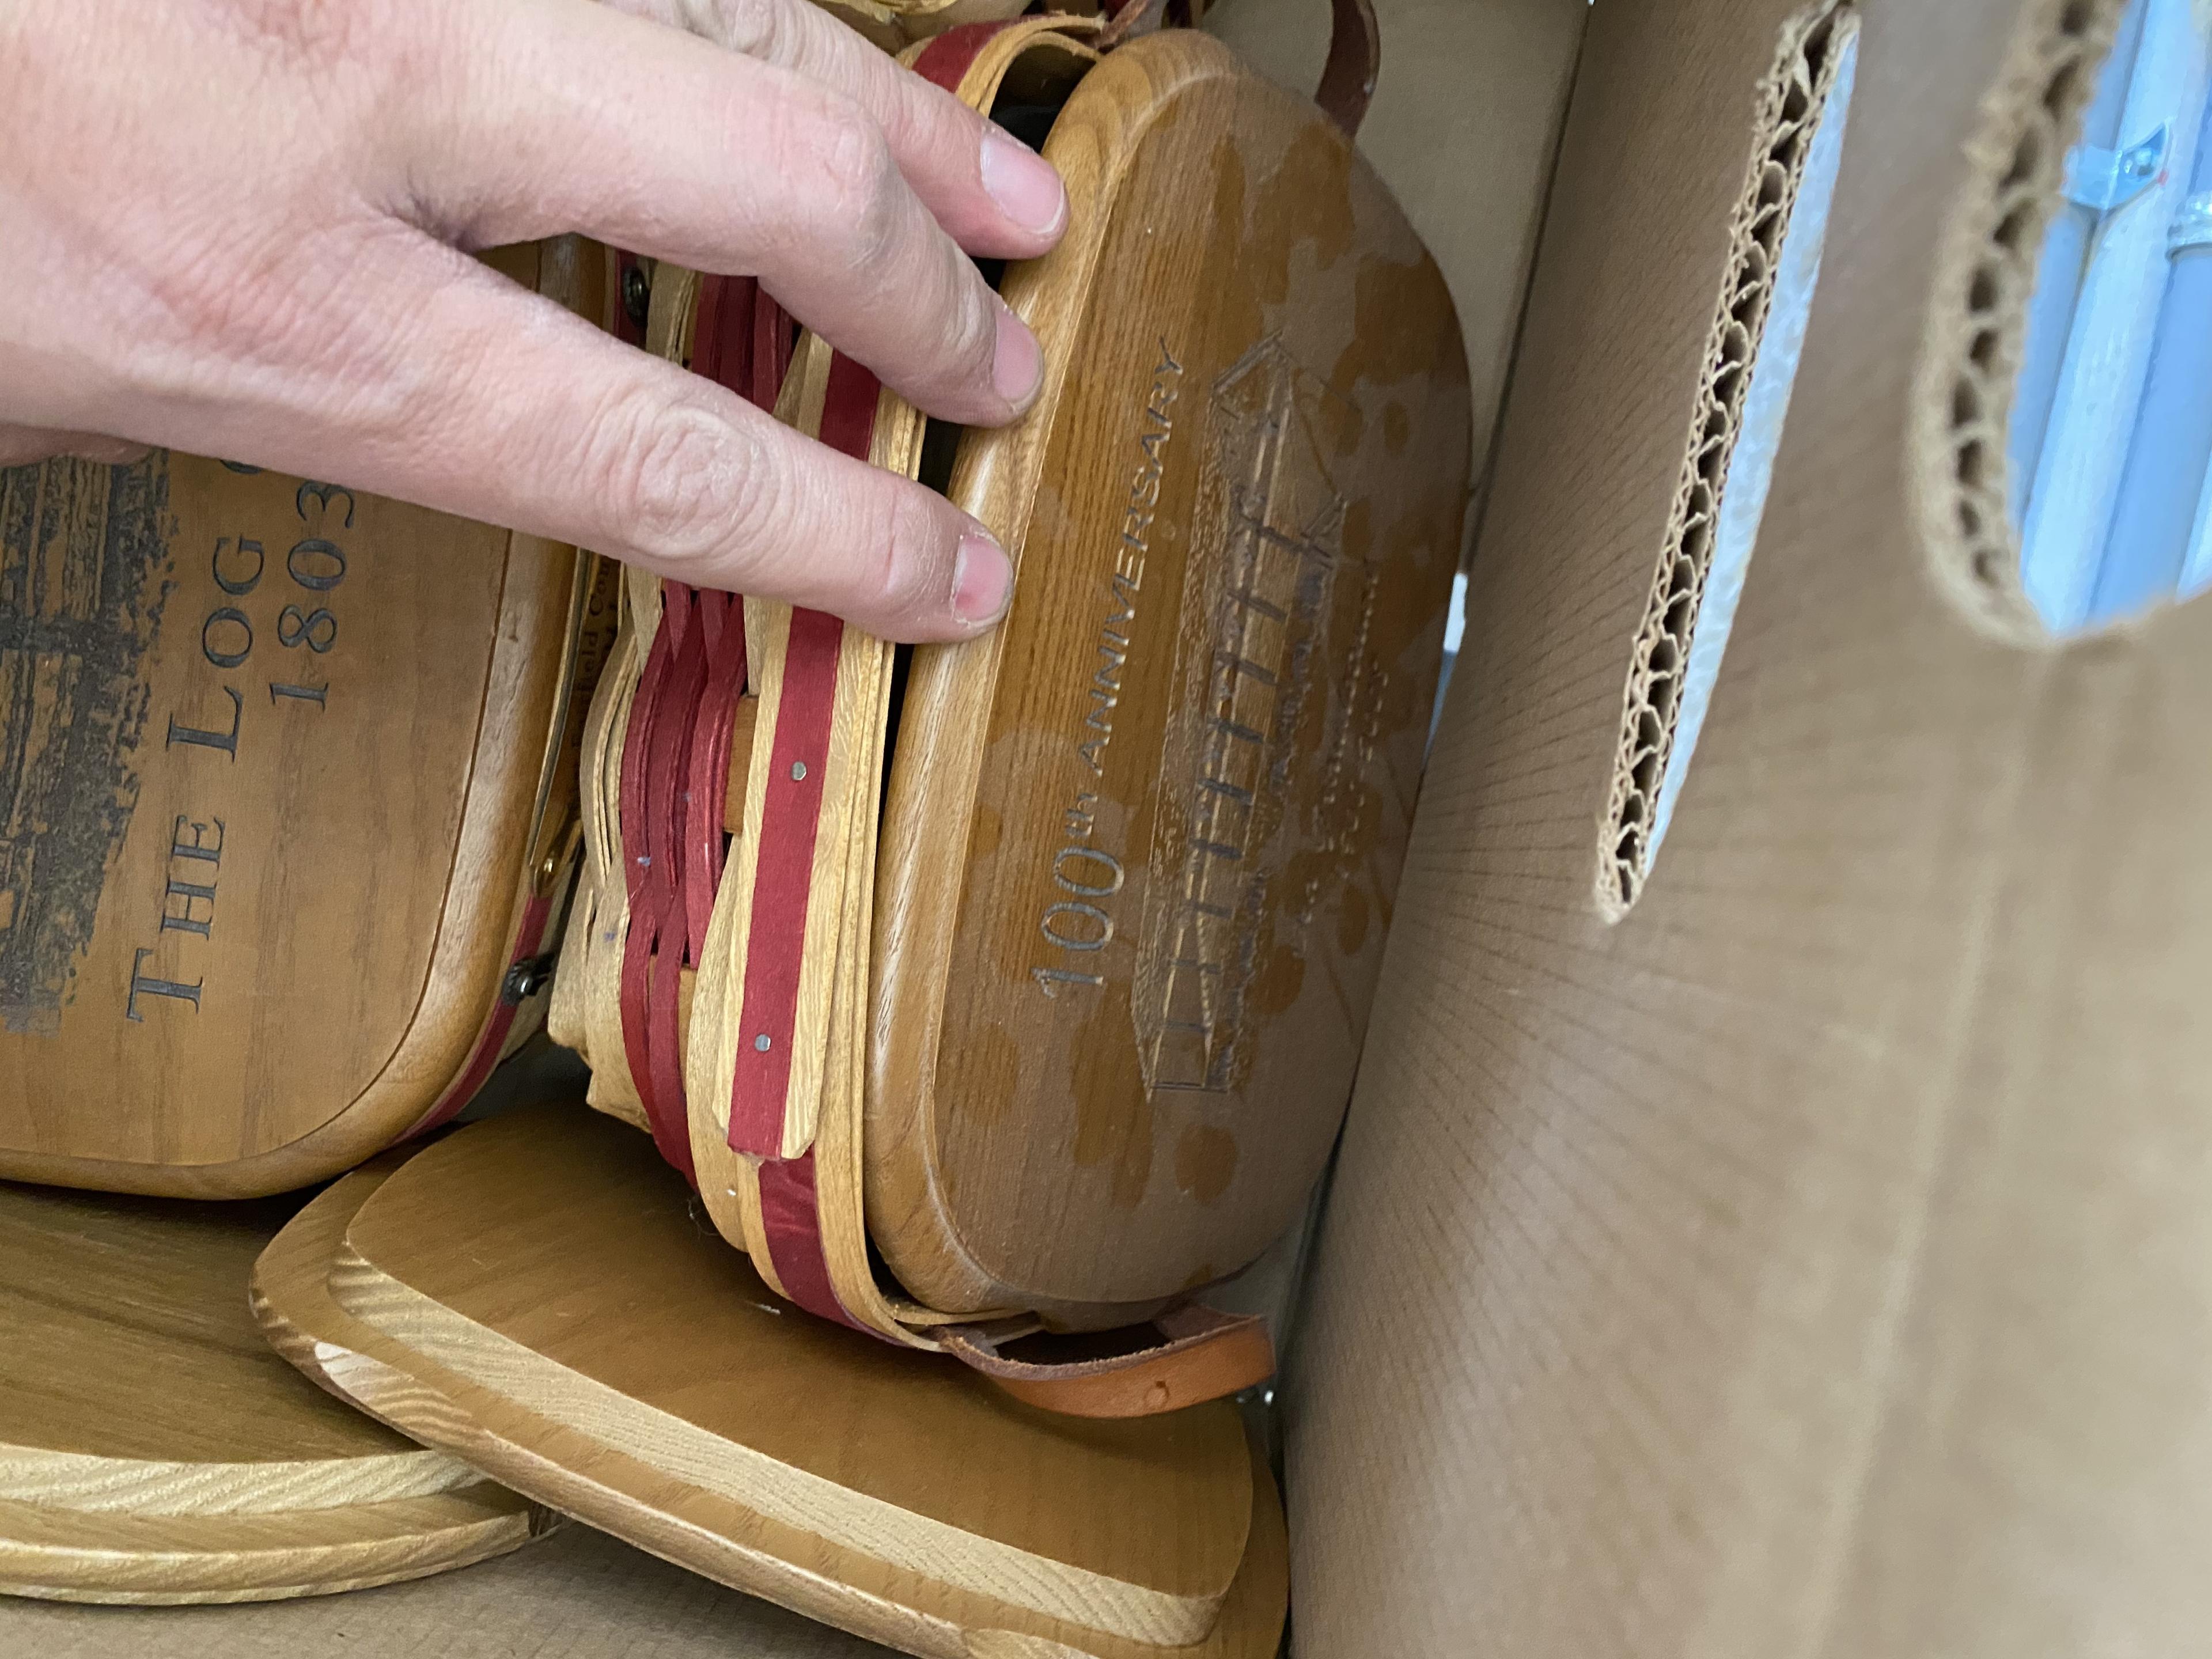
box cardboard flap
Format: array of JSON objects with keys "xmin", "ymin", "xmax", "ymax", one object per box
[{"xmin": 1287, "ymin": 1, "xmax": 2212, "ymax": 1654}]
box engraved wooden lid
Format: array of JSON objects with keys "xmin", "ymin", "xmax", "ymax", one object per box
[
  {"xmin": 868, "ymin": 33, "xmax": 1471, "ymax": 1314},
  {"xmin": 0, "ymin": 243, "xmax": 613, "ymax": 1195}
]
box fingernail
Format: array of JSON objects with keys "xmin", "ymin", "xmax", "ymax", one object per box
[
  {"xmin": 993, "ymin": 300, "xmax": 1044, "ymax": 412},
  {"xmin": 980, "ymin": 127, "xmax": 1067, "ymax": 238},
  {"xmin": 952, "ymin": 529, "xmax": 1013, "ymax": 627}
]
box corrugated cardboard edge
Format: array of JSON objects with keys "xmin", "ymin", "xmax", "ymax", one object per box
[{"xmin": 1907, "ymin": 0, "xmax": 2130, "ymax": 647}]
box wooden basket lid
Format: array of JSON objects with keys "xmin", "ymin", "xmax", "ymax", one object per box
[
  {"xmin": 0, "ymin": 1176, "xmax": 546, "ymax": 1602},
  {"xmin": 252, "ymin": 1104, "xmax": 1287, "ymax": 1657},
  {"xmin": 868, "ymin": 31, "xmax": 1472, "ymax": 1313},
  {"xmin": 0, "ymin": 241, "xmax": 618, "ymax": 1196}
]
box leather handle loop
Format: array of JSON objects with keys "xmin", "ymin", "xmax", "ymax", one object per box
[
  {"xmin": 941, "ymin": 1307, "xmax": 1277, "ymax": 1418},
  {"xmin": 1315, "ymin": 0, "xmax": 1380, "ymax": 137},
  {"xmin": 1098, "ymin": 0, "xmax": 1169, "ymax": 46}
]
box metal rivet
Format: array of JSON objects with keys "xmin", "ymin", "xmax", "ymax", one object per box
[
  {"xmin": 790, "ymin": 760, "xmax": 808, "ymax": 782},
  {"xmin": 753, "ymin": 1033, "xmax": 772, "ymax": 1052}
]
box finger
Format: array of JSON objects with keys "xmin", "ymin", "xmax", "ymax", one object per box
[
  {"xmin": 81, "ymin": 240, "xmax": 1012, "ymax": 643},
  {"xmin": 0, "ymin": 423, "xmax": 153, "ymax": 468},
  {"xmin": 608, "ymin": 0, "xmax": 1067, "ymax": 258},
  {"xmin": 411, "ymin": 0, "xmax": 1043, "ymax": 429}
]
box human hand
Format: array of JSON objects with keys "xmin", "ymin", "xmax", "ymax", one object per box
[{"xmin": 0, "ymin": 0, "xmax": 1068, "ymax": 639}]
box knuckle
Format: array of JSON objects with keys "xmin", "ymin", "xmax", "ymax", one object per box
[
  {"xmin": 866, "ymin": 484, "xmax": 952, "ymax": 619},
  {"xmin": 800, "ymin": 104, "xmax": 903, "ymax": 271},
  {"xmin": 691, "ymin": 0, "xmax": 782, "ymax": 57},
  {"xmin": 590, "ymin": 391, "xmax": 768, "ymax": 569},
  {"xmin": 945, "ymin": 272, "xmax": 999, "ymax": 385},
  {"xmin": 712, "ymin": 0, "xmax": 791, "ymax": 60}
]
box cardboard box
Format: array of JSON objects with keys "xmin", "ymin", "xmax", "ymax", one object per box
[{"xmin": 13, "ymin": 0, "xmax": 2210, "ymax": 1652}]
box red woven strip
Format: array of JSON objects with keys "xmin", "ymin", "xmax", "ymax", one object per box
[
  {"xmin": 402, "ymin": 893, "xmax": 556, "ymax": 1137},
  {"xmin": 694, "ymin": 275, "xmax": 760, "ymax": 400},
  {"xmin": 609, "ymin": 275, "xmax": 789, "ymax": 1185},
  {"xmin": 624, "ymin": 588, "xmax": 704, "ymax": 1180},
  {"xmin": 914, "ymin": 21, "xmax": 1002, "ymax": 89},
  {"xmin": 725, "ymin": 605, "xmax": 842, "ymax": 1156},
  {"xmin": 725, "ymin": 25, "xmax": 1006, "ymax": 1327},
  {"xmin": 684, "ymin": 590, "xmax": 744, "ymax": 958},
  {"xmin": 726, "ymin": 351, "xmax": 881, "ymax": 1157},
  {"xmin": 757, "ymin": 1155, "xmax": 862, "ymax": 1330},
  {"xmin": 692, "ymin": 272, "xmax": 729, "ymax": 385},
  {"xmin": 647, "ymin": 597, "xmax": 713, "ymax": 1179},
  {"xmin": 691, "ymin": 274, "xmax": 855, "ymax": 1316},
  {"xmin": 816, "ymin": 350, "xmax": 881, "ymax": 460}
]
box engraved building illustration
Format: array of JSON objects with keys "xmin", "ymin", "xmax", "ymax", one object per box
[{"xmin": 0, "ymin": 459, "xmax": 171, "ymax": 1035}]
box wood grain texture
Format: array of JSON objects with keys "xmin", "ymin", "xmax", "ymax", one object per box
[
  {"xmin": 0, "ymin": 239, "xmax": 609, "ymax": 1196},
  {"xmin": 868, "ymin": 29, "xmax": 1469, "ymax": 1316},
  {"xmin": 0, "ymin": 1521, "xmax": 910, "ymax": 1658},
  {"xmin": 336, "ymin": 1108, "xmax": 1247, "ymax": 1643},
  {"xmin": 0, "ymin": 1486, "xmax": 536, "ymax": 1607},
  {"xmin": 252, "ymin": 1113, "xmax": 1287, "ymax": 1659},
  {"xmin": 1285, "ymin": 1, "xmax": 2212, "ymax": 1655},
  {"xmin": 0, "ymin": 1178, "xmax": 541, "ymax": 1603},
  {"xmin": 0, "ymin": 1520, "xmax": 914, "ymax": 1659}
]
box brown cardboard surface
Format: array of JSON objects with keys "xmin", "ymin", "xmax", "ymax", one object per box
[
  {"xmin": 0, "ymin": 1525, "xmax": 896, "ymax": 1657},
  {"xmin": 1286, "ymin": 0, "xmax": 2212, "ymax": 1654}
]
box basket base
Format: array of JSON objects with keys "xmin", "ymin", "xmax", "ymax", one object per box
[{"xmin": 250, "ymin": 1105, "xmax": 1285, "ymax": 1659}]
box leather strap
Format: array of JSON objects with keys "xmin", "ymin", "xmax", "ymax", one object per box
[
  {"xmin": 940, "ymin": 1307, "xmax": 1277, "ymax": 1418},
  {"xmin": 1313, "ymin": 0, "xmax": 1379, "ymax": 138},
  {"xmin": 1097, "ymin": 0, "xmax": 1169, "ymax": 45}
]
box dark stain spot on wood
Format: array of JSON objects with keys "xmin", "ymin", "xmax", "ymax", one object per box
[
  {"xmin": 1174, "ymin": 1123, "xmax": 1238, "ymax": 1205},
  {"xmin": 1336, "ymin": 880, "xmax": 1370, "ymax": 957},
  {"xmin": 1069, "ymin": 991, "xmax": 1154, "ymax": 1211}
]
